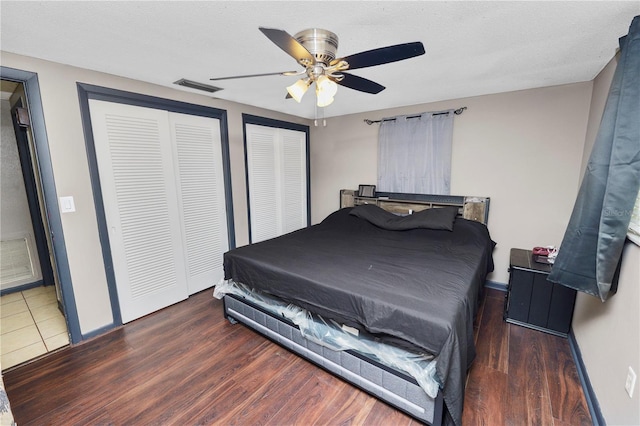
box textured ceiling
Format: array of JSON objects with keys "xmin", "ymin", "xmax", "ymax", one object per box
[{"xmin": 1, "ymin": 1, "xmax": 638, "ymax": 119}]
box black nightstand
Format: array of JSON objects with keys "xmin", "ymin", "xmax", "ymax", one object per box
[{"xmin": 504, "ymin": 248, "xmax": 576, "ymax": 337}]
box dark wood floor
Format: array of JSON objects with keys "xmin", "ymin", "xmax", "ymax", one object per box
[{"xmin": 3, "ymin": 288, "xmax": 591, "ymax": 425}]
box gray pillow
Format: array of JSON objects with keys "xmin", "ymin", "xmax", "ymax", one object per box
[{"xmin": 349, "ymin": 204, "xmax": 458, "ymax": 231}]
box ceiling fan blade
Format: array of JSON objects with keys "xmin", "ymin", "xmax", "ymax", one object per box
[
  {"xmin": 210, "ymin": 71, "xmax": 299, "ymax": 81},
  {"xmin": 333, "ymin": 73, "xmax": 385, "ymax": 94},
  {"xmin": 259, "ymin": 27, "xmax": 315, "ymax": 64},
  {"xmin": 331, "ymin": 42, "xmax": 425, "ymax": 70}
]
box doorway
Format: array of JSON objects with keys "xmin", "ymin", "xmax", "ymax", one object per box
[{"xmin": 1, "ymin": 79, "xmax": 70, "ymax": 369}]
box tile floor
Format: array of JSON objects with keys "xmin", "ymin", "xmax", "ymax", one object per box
[{"xmin": 1, "ymin": 285, "xmax": 69, "ymax": 370}]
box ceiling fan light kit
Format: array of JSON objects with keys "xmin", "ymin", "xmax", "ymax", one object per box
[
  {"xmin": 315, "ymin": 75, "xmax": 338, "ymax": 107},
  {"xmin": 286, "ymin": 78, "xmax": 311, "ymax": 103},
  {"xmin": 211, "ymin": 26, "xmax": 425, "ymax": 110}
]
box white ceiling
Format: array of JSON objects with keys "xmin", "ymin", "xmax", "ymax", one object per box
[{"xmin": 1, "ymin": 1, "xmax": 638, "ymax": 119}]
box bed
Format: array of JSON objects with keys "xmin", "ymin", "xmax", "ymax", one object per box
[{"xmin": 214, "ymin": 191, "xmax": 494, "ymax": 425}]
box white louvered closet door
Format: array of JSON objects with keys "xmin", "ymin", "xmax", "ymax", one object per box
[
  {"xmin": 169, "ymin": 113, "xmax": 229, "ymax": 294},
  {"xmin": 89, "ymin": 100, "xmax": 230, "ymax": 322},
  {"xmin": 245, "ymin": 124, "xmax": 307, "ymax": 243},
  {"xmin": 280, "ymin": 128, "xmax": 308, "ymax": 234},
  {"xmin": 89, "ymin": 100, "xmax": 188, "ymax": 323},
  {"xmin": 246, "ymin": 124, "xmax": 279, "ymax": 243}
]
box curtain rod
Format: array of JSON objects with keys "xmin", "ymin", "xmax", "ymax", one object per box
[{"xmin": 364, "ymin": 107, "xmax": 467, "ymax": 125}]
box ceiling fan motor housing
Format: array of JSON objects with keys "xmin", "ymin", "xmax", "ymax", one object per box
[{"xmin": 294, "ymin": 28, "xmax": 339, "ymax": 64}]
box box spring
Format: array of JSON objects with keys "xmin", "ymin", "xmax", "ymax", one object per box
[{"xmin": 223, "ymin": 294, "xmax": 444, "ymax": 425}]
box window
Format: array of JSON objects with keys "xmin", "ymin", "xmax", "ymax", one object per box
[
  {"xmin": 377, "ymin": 111, "xmax": 454, "ymax": 195},
  {"xmin": 629, "ymin": 188, "xmax": 640, "ymax": 246},
  {"xmin": 243, "ymin": 115, "xmax": 310, "ymax": 244}
]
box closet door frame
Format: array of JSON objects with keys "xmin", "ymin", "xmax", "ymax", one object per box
[
  {"xmin": 78, "ymin": 83, "xmax": 235, "ymax": 326},
  {"xmin": 242, "ymin": 114, "xmax": 310, "ymax": 243}
]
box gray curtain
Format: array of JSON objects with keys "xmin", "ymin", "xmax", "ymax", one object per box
[
  {"xmin": 548, "ymin": 15, "xmax": 640, "ymax": 301},
  {"xmin": 377, "ymin": 111, "xmax": 454, "ymax": 194}
]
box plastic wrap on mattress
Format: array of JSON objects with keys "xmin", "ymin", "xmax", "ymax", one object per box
[{"xmin": 214, "ymin": 279, "xmax": 439, "ymax": 398}]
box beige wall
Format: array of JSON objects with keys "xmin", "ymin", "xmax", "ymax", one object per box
[
  {"xmin": 311, "ymin": 83, "xmax": 592, "ymax": 284},
  {"xmin": 572, "ymin": 55, "xmax": 640, "ymax": 425},
  {"xmin": 1, "ymin": 51, "xmax": 310, "ymax": 336}
]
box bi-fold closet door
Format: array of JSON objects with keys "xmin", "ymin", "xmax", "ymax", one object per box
[
  {"xmin": 89, "ymin": 100, "xmax": 229, "ymax": 323},
  {"xmin": 245, "ymin": 123, "xmax": 307, "ymax": 243}
]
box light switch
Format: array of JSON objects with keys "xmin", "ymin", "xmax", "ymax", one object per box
[{"xmin": 60, "ymin": 196, "xmax": 76, "ymax": 213}]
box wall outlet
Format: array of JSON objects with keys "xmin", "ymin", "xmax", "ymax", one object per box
[{"xmin": 625, "ymin": 366, "xmax": 636, "ymax": 398}]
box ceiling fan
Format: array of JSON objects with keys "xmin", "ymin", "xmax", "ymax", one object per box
[{"xmin": 211, "ymin": 27, "xmax": 425, "ymax": 107}]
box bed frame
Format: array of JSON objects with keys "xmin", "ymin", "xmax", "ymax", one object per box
[
  {"xmin": 222, "ymin": 192, "xmax": 491, "ymax": 425},
  {"xmin": 223, "ymin": 294, "xmax": 444, "ymax": 424}
]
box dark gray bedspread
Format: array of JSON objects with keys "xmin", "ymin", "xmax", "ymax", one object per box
[{"xmin": 223, "ymin": 207, "xmax": 495, "ymax": 425}]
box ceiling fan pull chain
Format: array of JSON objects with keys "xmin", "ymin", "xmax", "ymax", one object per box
[{"xmin": 314, "ymin": 103, "xmax": 326, "ymax": 127}]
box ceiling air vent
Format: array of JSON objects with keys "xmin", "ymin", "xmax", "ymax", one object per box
[{"xmin": 173, "ymin": 79, "xmax": 222, "ymax": 94}]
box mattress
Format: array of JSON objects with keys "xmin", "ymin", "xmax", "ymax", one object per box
[{"xmin": 222, "ymin": 207, "xmax": 495, "ymax": 425}]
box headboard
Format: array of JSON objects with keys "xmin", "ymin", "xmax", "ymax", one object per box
[{"xmin": 340, "ymin": 189, "xmax": 490, "ymax": 225}]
